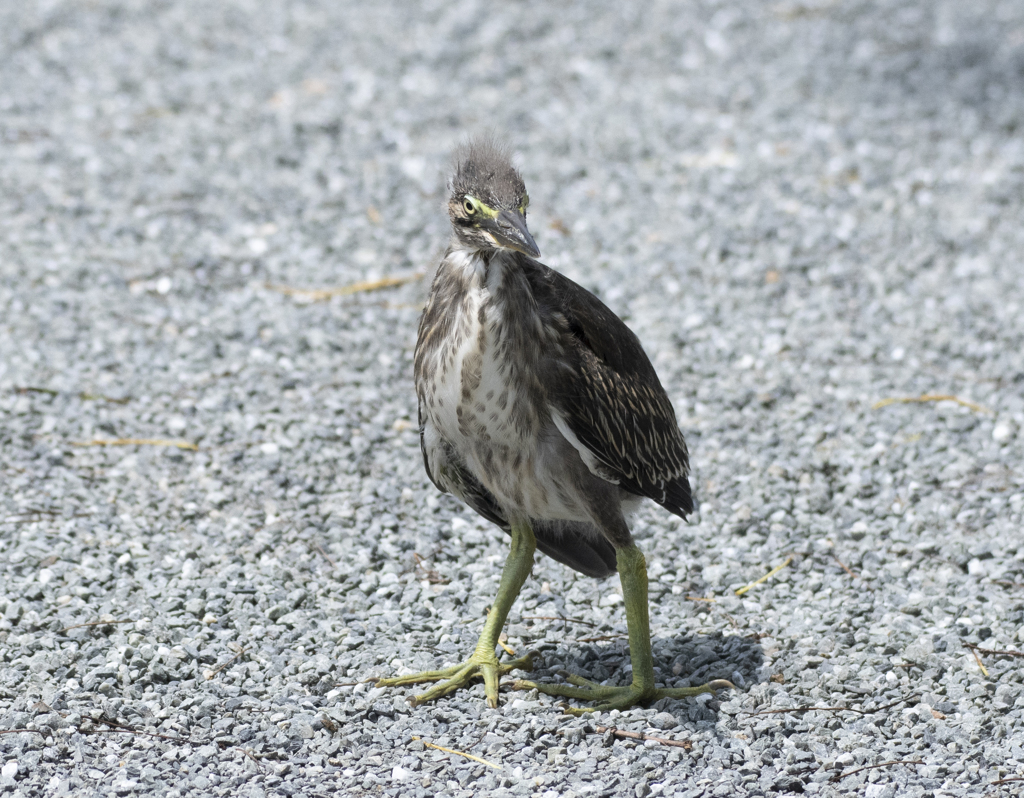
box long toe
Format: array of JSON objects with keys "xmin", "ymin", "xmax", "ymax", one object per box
[
  {"xmin": 658, "ymin": 679, "xmax": 735, "ymax": 699},
  {"xmin": 378, "ymin": 652, "xmax": 534, "ymax": 707},
  {"xmin": 376, "ymin": 663, "xmax": 467, "ymax": 688},
  {"xmin": 515, "ymin": 675, "xmax": 734, "ymax": 714}
]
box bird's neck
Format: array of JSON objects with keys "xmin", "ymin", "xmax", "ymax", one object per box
[{"xmin": 443, "ymin": 243, "xmax": 517, "ymax": 291}]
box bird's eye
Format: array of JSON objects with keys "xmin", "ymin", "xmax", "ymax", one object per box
[{"xmin": 463, "ymin": 199, "xmax": 475, "ymax": 214}]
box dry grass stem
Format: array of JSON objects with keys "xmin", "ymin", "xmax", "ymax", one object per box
[
  {"xmin": 872, "ymin": 394, "xmax": 991, "ymax": 414},
  {"xmin": 969, "ymin": 646, "xmax": 990, "ymax": 677},
  {"xmin": 736, "ymin": 556, "xmax": 794, "ymax": 596},
  {"xmin": 72, "ymin": 438, "xmax": 198, "ymax": 451},
  {"xmin": 498, "ymin": 634, "xmax": 516, "ymax": 657},
  {"xmin": 267, "ymin": 273, "xmax": 422, "ymax": 302},
  {"xmin": 413, "ymin": 737, "xmax": 501, "ymax": 770}
]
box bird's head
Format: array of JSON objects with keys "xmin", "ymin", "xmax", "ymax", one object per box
[{"xmin": 447, "ymin": 137, "xmax": 540, "ymax": 259}]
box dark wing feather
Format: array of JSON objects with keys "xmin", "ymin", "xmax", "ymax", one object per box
[{"xmin": 521, "ymin": 257, "xmax": 693, "ymax": 518}]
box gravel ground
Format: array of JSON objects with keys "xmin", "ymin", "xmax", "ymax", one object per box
[{"xmin": 3, "ymin": 1, "xmax": 1024, "ymax": 796}]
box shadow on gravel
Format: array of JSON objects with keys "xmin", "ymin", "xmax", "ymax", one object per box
[
  {"xmin": 532, "ymin": 632, "xmax": 763, "ymax": 716},
  {"xmin": 654, "ymin": 631, "xmax": 764, "ymax": 693}
]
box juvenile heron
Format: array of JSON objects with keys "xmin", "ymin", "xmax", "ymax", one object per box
[{"xmin": 377, "ymin": 138, "xmax": 730, "ymax": 712}]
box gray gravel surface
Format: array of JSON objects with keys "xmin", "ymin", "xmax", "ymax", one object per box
[{"xmin": 3, "ymin": 1, "xmax": 1024, "ymax": 796}]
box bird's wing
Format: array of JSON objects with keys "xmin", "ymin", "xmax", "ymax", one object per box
[{"xmin": 523, "ymin": 259, "xmax": 693, "ymax": 518}]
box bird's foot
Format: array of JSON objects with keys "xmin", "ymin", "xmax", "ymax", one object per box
[
  {"xmin": 514, "ymin": 674, "xmax": 734, "ymax": 715},
  {"xmin": 377, "ymin": 650, "xmax": 534, "ymax": 708}
]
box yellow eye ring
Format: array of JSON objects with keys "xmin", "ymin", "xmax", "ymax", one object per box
[{"xmin": 463, "ymin": 198, "xmax": 475, "ymax": 214}]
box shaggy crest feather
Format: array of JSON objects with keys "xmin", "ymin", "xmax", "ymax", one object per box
[{"xmin": 449, "ymin": 136, "xmax": 526, "ymax": 209}]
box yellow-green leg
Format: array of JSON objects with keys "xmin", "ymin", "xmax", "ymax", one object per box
[
  {"xmin": 376, "ymin": 520, "xmax": 537, "ymax": 707},
  {"xmin": 515, "ymin": 545, "xmax": 733, "ymax": 715}
]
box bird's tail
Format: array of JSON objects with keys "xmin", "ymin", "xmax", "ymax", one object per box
[{"xmin": 531, "ymin": 519, "xmax": 617, "ymax": 579}]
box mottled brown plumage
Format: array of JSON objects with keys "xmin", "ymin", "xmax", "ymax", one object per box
[
  {"xmin": 414, "ymin": 141, "xmax": 692, "ymax": 578},
  {"xmin": 376, "ymin": 138, "xmax": 726, "ymax": 712}
]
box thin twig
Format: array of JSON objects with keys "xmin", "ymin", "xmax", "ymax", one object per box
[
  {"xmin": 244, "ymin": 749, "xmax": 268, "ymax": 773},
  {"xmin": 413, "ymin": 736, "xmax": 501, "ymax": 770},
  {"xmin": 736, "ymin": 556, "xmax": 794, "ymax": 596},
  {"xmin": 576, "ymin": 634, "xmax": 628, "ymax": 643},
  {"xmin": 594, "ymin": 726, "xmax": 692, "ymax": 750},
  {"xmin": 832, "ymin": 759, "xmax": 925, "ymax": 782},
  {"xmin": 266, "ymin": 273, "xmax": 422, "ymax": 302},
  {"xmin": 992, "ymin": 777, "xmax": 1024, "ymax": 785},
  {"xmin": 312, "ymin": 541, "xmax": 337, "ymax": 568},
  {"xmin": 745, "ymin": 694, "xmax": 916, "ymax": 718},
  {"xmin": 72, "ymin": 438, "xmax": 198, "ymax": 451},
  {"xmin": 869, "ymin": 695, "xmax": 919, "ymax": 713},
  {"xmin": 60, "ymin": 619, "xmax": 134, "ymax": 633},
  {"xmin": 872, "ymin": 394, "xmax": 991, "ymax": 414},
  {"xmin": 522, "ymin": 615, "xmax": 598, "ymax": 628},
  {"xmin": 93, "ymin": 718, "xmax": 201, "ymax": 745},
  {"xmin": 963, "ymin": 642, "xmax": 1024, "ymax": 660},
  {"xmin": 685, "ymin": 596, "xmax": 717, "ymax": 603},
  {"xmin": 90, "ymin": 728, "xmax": 196, "ymax": 742},
  {"xmin": 205, "ymin": 647, "xmax": 248, "ymax": 679},
  {"xmin": 745, "ymin": 706, "xmax": 866, "ymax": 717},
  {"xmin": 832, "ymin": 554, "xmax": 858, "ymax": 578}
]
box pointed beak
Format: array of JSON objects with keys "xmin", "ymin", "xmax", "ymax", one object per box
[{"xmin": 488, "ymin": 209, "xmax": 541, "ymax": 259}]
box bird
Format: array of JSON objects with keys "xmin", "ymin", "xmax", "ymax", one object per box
[{"xmin": 376, "ymin": 137, "xmax": 731, "ymax": 712}]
